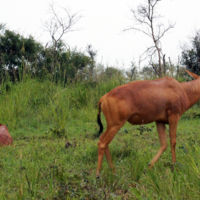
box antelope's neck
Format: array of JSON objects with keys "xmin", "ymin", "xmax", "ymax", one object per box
[{"xmin": 182, "ymin": 78, "xmax": 200, "ymax": 109}]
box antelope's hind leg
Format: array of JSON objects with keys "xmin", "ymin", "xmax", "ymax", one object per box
[
  {"xmin": 96, "ymin": 99, "xmax": 128, "ymax": 178},
  {"xmin": 105, "ymin": 146, "xmax": 115, "ymax": 173},
  {"xmin": 96, "ymin": 124, "xmax": 124, "ymax": 178},
  {"xmin": 149, "ymin": 122, "xmax": 167, "ymax": 168}
]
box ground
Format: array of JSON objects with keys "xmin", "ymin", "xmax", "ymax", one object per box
[{"xmin": 0, "ymin": 107, "xmax": 200, "ymax": 199}]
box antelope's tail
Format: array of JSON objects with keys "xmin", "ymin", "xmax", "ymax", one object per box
[{"xmin": 97, "ymin": 101, "xmax": 103, "ymax": 137}]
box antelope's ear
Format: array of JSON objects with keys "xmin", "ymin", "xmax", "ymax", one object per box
[{"xmin": 185, "ymin": 70, "xmax": 199, "ymax": 79}]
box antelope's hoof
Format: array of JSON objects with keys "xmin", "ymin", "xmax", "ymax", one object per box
[
  {"xmin": 174, "ymin": 162, "xmax": 183, "ymax": 167},
  {"xmin": 96, "ymin": 172, "xmax": 100, "ymax": 179},
  {"xmin": 148, "ymin": 163, "xmax": 153, "ymax": 169},
  {"xmin": 143, "ymin": 169, "xmax": 147, "ymax": 174}
]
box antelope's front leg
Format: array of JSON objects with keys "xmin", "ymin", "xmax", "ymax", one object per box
[
  {"xmin": 169, "ymin": 116, "xmax": 179, "ymax": 163},
  {"xmin": 149, "ymin": 122, "xmax": 167, "ymax": 168}
]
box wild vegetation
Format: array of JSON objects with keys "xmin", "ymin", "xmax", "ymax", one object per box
[
  {"xmin": 0, "ymin": 73, "xmax": 200, "ymax": 199},
  {"xmin": 0, "ymin": 10, "xmax": 200, "ymax": 198}
]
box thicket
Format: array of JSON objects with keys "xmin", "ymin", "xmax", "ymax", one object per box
[
  {"xmin": 1, "ymin": 25, "xmax": 199, "ymax": 86},
  {"xmin": 0, "ymin": 75, "xmax": 126, "ymax": 133}
]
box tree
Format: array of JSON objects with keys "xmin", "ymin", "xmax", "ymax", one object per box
[
  {"xmin": 181, "ymin": 30, "xmax": 200, "ymax": 75},
  {"xmin": 140, "ymin": 66, "xmax": 155, "ymax": 79},
  {"xmin": 43, "ymin": 2, "xmax": 81, "ymax": 74},
  {"xmin": 0, "ymin": 23, "xmax": 6, "ymax": 33},
  {"xmin": 0, "ymin": 26, "xmax": 93, "ymax": 83},
  {"xmin": 58, "ymin": 46, "xmax": 93, "ymax": 83},
  {"xmin": 86, "ymin": 44, "xmax": 97, "ymax": 78},
  {"xmin": 126, "ymin": 61, "xmax": 138, "ymax": 81},
  {"xmin": 125, "ymin": 0, "xmax": 175, "ymax": 77},
  {"xmin": 103, "ymin": 67, "xmax": 122, "ymax": 79},
  {"xmin": 0, "ymin": 29, "xmax": 44, "ymax": 81}
]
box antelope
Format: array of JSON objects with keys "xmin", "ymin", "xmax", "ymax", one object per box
[
  {"xmin": 96, "ymin": 70, "xmax": 199, "ymax": 177},
  {"xmin": 0, "ymin": 123, "xmax": 13, "ymax": 146}
]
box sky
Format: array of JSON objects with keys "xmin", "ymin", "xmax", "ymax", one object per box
[{"xmin": 1, "ymin": 0, "xmax": 200, "ymax": 69}]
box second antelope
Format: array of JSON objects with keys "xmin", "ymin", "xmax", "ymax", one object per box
[{"xmin": 96, "ymin": 70, "xmax": 199, "ymax": 177}]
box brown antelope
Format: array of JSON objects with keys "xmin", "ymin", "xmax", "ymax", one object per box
[
  {"xmin": 96, "ymin": 70, "xmax": 199, "ymax": 177},
  {"xmin": 0, "ymin": 123, "xmax": 13, "ymax": 146}
]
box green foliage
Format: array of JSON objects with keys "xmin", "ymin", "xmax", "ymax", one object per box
[
  {"xmin": 126, "ymin": 61, "xmax": 138, "ymax": 81},
  {"xmin": 181, "ymin": 30, "xmax": 200, "ymax": 74},
  {"xmin": 43, "ymin": 43, "xmax": 93, "ymax": 82},
  {"xmin": 182, "ymin": 105, "xmax": 200, "ymax": 119},
  {"xmin": 0, "ymin": 27, "xmax": 94, "ymax": 84},
  {"xmin": 0, "ymin": 76, "xmax": 124, "ymax": 132},
  {"xmin": 46, "ymin": 127, "xmax": 67, "ymax": 139},
  {"xmin": 0, "ymin": 23, "xmax": 6, "ymax": 32},
  {"xmin": 0, "ymin": 29, "xmax": 44, "ymax": 81}
]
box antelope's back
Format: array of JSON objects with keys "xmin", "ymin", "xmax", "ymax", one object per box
[{"xmin": 102, "ymin": 77, "xmax": 188, "ymax": 123}]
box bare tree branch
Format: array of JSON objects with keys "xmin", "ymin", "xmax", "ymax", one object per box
[
  {"xmin": 124, "ymin": 27, "xmax": 152, "ymax": 38},
  {"xmin": 149, "ymin": 61, "xmax": 159, "ymax": 76},
  {"xmin": 125, "ymin": 0, "xmax": 175, "ymax": 77},
  {"xmin": 139, "ymin": 46, "xmax": 155, "ymax": 63},
  {"xmin": 42, "ymin": 2, "xmax": 81, "ymax": 74},
  {"xmin": 43, "ymin": 2, "xmax": 81, "ymax": 44}
]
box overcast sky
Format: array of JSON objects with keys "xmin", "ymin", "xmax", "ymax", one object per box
[{"xmin": 1, "ymin": 0, "xmax": 200, "ymax": 69}]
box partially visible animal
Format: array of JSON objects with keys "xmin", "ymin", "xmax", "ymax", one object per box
[
  {"xmin": 96, "ymin": 70, "xmax": 200, "ymax": 177},
  {"xmin": 0, "ymin": 124, "xmax": 13, "ymax": 146}
]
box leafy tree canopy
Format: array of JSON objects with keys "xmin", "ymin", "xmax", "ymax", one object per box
[
  {"xmin": 181, "ymin": 30, "xmax": 200, "ymax": 74},
  {"xmin": 0, "ymin": 29, "xmax": 44, "ymax": 81},
  {"xmin": 0, "ymin": 28, "xmax": 93, "ymax": 83}
]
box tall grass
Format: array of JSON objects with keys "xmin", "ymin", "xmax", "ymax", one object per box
[
  {"xmin": 0, "ymin": 76, "xmax": 123, "ymax": 133},
  {"xmin": 0, "ymin": 77, "xmax": 200, "ymax": 199}
]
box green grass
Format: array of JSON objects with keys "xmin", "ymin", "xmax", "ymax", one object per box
[{"xmin": 0, "ymin": 78, "xmax": 200, "ymax": 199}]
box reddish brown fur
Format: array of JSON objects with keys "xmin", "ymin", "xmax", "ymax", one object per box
[
  {"xmin": 0, "ymin": 123, "xmax": 13, "ymax": 146},
  {"xmin": 96, "ymin": 70, "xmax": 200, "ymax": 177}
]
